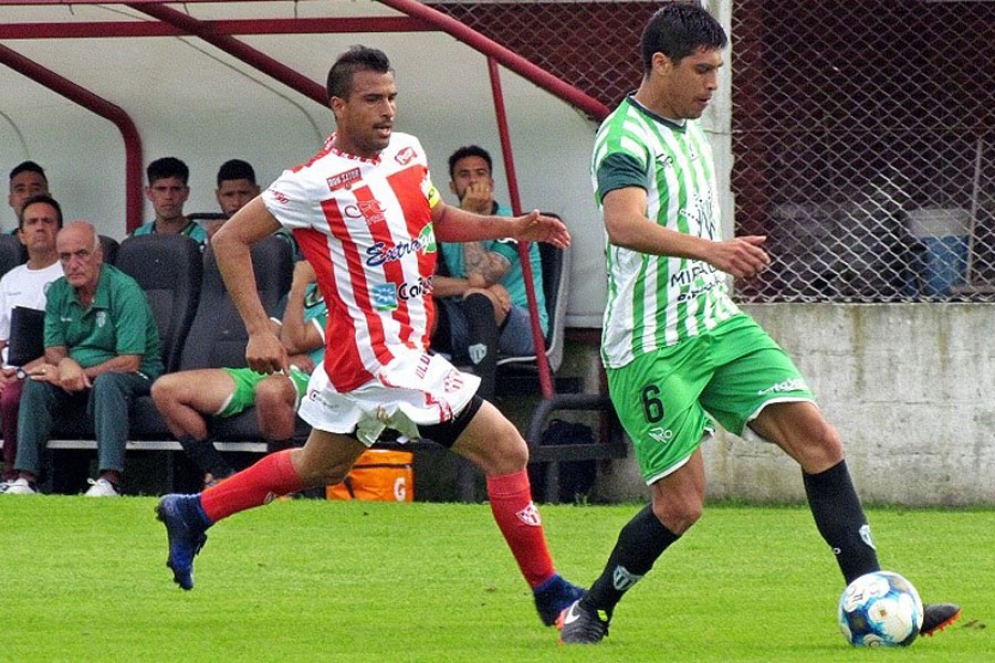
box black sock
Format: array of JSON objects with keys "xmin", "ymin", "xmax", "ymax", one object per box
[
  {"xmin": 463, "ymin": 293, "xmax": 498, "ymax": 402},
  {"xmin": 583, "ymin": 504, "xmax": 680, "ymax": 620},
  {"xmin": 177, "ymin": 435, "xmax": 234, "ymax": 479},
  {"xmin": 803, "ymin": 459, "xmax": 880, "ymax": 584}
]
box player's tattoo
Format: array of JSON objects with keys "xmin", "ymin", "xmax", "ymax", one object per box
[{"xmin": 463, "ymin": 241, "xmax": 511, "ymax": 285}]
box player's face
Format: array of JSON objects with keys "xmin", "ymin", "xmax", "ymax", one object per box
[
  {"xmin": 657, "ymin": 47, "xmax": 722, "ymax": 120},
  {"xmin": 8, "ymin": 171, "xmax": 48, "ymax": 214},
  {"xmin": 18, "ymin": 201, "xmax": 60, "ymax": 253},
  {"xmin": 448, "ymin": 156, "xmax": 494, "ymax": 202},
  {"xmin": 216, "ymin": 178, "xmax": 260, "ymax": 217},
  {"xmin": 146, "ymin": 176, "xmax": 190, "ymax": 222},
  {"xmin": 57, "ymin": 226, "xmax": 103, "ymax": 292},
  {"xmin": 331, "ymin": 70, "xmax": 397, "ymax": 159}
]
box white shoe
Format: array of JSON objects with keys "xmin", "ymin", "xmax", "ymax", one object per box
[
  {"xmin": 2, "ymin": 477, "xmax": 38, "ymax": 495},
  {"xmin": 84, "ymin": 478, "xmax": 121, "ymax": 497}
]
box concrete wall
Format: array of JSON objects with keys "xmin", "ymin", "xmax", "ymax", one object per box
[{"xmin": 575, "ymin": 303, "xmax": 995, "ymax": 506}]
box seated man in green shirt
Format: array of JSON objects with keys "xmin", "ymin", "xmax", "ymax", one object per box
[
  {"xmin": 3, "ymin": 221, "xmax": 163, "ymax": 496},
  {"xmin": 431, "ymin": 145, "xmax": 547, "ymax": 401}
]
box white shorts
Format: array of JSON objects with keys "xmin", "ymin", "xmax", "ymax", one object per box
[{"xmin": 298, "ymin": 350, "xmax": 481, "ymax": 447}]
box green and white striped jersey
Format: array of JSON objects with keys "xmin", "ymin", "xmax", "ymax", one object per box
[{"xmin": 592, "ymin": 96, "xmax": 740, "ymax": 369}]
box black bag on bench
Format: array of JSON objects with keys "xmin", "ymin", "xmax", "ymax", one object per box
[{"xmin": 528, "ymin": 419, "xmax": 597, "ymax": 503}]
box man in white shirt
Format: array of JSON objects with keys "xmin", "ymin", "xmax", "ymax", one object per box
[{"xmin": 0, "ymin": 194, "xmax": 63, "ymax": 484}]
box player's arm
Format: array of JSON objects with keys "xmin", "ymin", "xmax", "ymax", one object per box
[
  {"xmin": 212, "ymin": 196, "xmax": 289, "ymax": 374},
  {"xmin": 462, "ymin": 240, "xmax": 510, "ymax": 288},
  {"xmin": 603, "ymin": 187, "xmax": 769, "ymax": 279},
  {"xmin": 431, "ymin": 200, "xmax": 570, "ymax": 248},
  {"xmin": 279, "ymin": 261, "xmax": 323, "ymax": 355}
]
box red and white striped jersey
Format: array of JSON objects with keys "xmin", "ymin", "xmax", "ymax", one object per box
[{"xmin": 262, "ymin": 132, "xmax": 442, "ymax": 393}]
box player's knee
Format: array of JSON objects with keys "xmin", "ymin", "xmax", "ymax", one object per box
[
  {"xmin": 150, "ymin": 376, "xmax": 178, "ymax": 408},
  {"xmin": 464, "ymin": 418, "xmax": 529, "ymax": 475},
  {"xmin": 800, "ymin": 421, "xmax": 845, "ymax": 472},
  {"xmin": 652, "ymin": 496, "xmax": 702, "ymax": 535}
]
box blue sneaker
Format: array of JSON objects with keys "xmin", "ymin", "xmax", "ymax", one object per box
[
  {"xmin": 155, "ymin": 494, "xmax": 209, "ymax": 591},
  {"xmin": 533, "ymin": 574, "xmax": 586, "ymax": 626}
]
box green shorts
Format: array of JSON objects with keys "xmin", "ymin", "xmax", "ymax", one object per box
[
  {"xmin": 606, "ymin": 314, "xmax": 814, "ymax": 484},
  {"xmin": 217, "ymin": 366, "xmax": 310, "ymax": 418}
]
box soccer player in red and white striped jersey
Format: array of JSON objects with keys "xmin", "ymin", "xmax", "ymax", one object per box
[{"xmin": 156, "ymin": 45, "xmax": 583, "ymax": 628}]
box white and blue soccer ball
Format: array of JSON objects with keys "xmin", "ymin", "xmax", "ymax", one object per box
[{"xmin": 838, "ymin": 571, "xmax": 924, "ymax": 647}]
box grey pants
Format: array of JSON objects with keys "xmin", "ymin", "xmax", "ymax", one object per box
[{"xmin": 14, "ymin": 372, "xmax": 152, "ymax": 476}]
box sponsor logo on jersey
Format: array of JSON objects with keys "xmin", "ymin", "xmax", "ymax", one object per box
[
  {"xmin": 357, "ymin": 199, "xmax": 387, "ymax": 226},
  {"xmin": 757, "ymin": 378, "xmax": 808, "ymax": 396},
  {"xmin": 268, "ymin": 188, "xmax": 289, "ymax": 204},
  {"xmin": 371, "ymin": 276, "xmax": 434, "ymax": 311},
  {"xmin": 670, "ymin": 261, "xmax": 719, "ymax": 288},
  {"xmin": 395, "ymin": 146, "xmax": 417, "ymax": 166},
  {"xmin": 327, "ymin": 167, "xmax": 362, "ymax": 191},
  {"xmin": 612, "ymin": 565, "xmax": 644, "ymax": 591},
  {"xmin": 516, "ymin": 501, "xmax": 542, "ymax": 526},
  {"xmin": 365, "ymin": 227, "xmax": 436, "ymax": 268},
  {"xmin": 371, "ymin": 283, "xmax": 399, "ymax": 311}
]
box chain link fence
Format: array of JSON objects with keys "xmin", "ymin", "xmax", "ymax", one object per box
[
  {"xmin": 427, "ymin": 0, "xmax": 994, "ymax": 303},
  {"xmin": 732, "ymin": 0, "xmax": 995, "ymax": 302}
]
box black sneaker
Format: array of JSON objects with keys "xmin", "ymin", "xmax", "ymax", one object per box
[
  {"xmin": 557, "ymin": 599, "xmax": 610, "ymax": 645},
  {"xmin": 920, "ymin": 603, "xmax": 962, "ymax": 636},
  {"xmin": 533, "ymin": 574, "xmax": 586, "ymax": 627},
  {"xmin": 155, "ymin": 494, "xmax": 209, "ymax": 590}
]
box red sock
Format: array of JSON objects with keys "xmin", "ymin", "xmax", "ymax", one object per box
[
  {"xmin": 486, "ymin": 469, "xmax": 556, "ymax": 589},
  {"xmin": 200, "ymin": 449, "xmax": 304, "ymax": 523}
]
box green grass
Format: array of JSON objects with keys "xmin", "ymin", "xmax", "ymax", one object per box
[{"xmin": 1, "ymin": 498, "xmax": 990, "ymax": 662}]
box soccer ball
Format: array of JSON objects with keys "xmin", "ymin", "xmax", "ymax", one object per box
[{"xmin": 838, "ymin": 571, "xmax": 924, "ymax": 647}]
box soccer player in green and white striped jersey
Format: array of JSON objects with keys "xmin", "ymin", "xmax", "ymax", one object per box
[{"xmin": 558, "ymin": 3, "xmax": 959, "ymax": 645}]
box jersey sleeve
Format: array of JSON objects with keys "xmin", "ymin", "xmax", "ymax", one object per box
[
  {"xmin": 489, "ymin": 237, "xmax": 519, "ymax": 264},
  {"xmin": 595, "ymin": 151, "xmax": 649, "ymax": 201},
  {"xmin": 262, "ymin": 169, "xmax": 315, "ymax": 231}
]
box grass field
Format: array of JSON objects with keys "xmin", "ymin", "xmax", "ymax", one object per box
[{"xmin": 1, "ymin": 498, "xmax": 991, "ymax": 662}]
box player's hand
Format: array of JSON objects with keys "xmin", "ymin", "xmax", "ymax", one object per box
[
  {"xmin": 512, "ymin": 210, "xmax": 571, "ymax": 248},
  {"xmin": 487, "ymin": 283, "xmax": 512, "ymax": 314},
  {"xmin": 292, "ymin": 259, "xmax": 316, "ymax": 286},
  {"xmin": 704, "ymin": 235, "xmax": 770, "ymax": 279},
  {"xmin": 289, "ymin": 353, "xmax": 315, "ymax": 375},
  {"xmin": 245, "ymin": 329, "xmax": 289, "ymax": 375},
  {"xmin": 460, "ymin": 182, "xmax": 493, "ymax": 215},
  {"xmin": 54, "ymin": 358, "xmax": 91, "ymax": 392}
]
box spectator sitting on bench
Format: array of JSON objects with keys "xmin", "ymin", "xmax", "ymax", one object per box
[
  {"xmin": 7, "ymin": 161, "xmax": 49, "ymax": 235},
  {"xmin": 431, "ymin": 145, "xmax": 547, "ymax": 401},
  {"xmin": 131, "ymin": 157, "xmax": 208, "ymax": 249},
  {"xmin": 3, "ymin": 221, "xmax": 164, "ymax": 496},
  {"xmin": 0, "ymin": 194, "xmax": 64, "ymax": 486},
  {"xmin": 207, "ymin": 159, "xmax": 262, "ymax": 242},
  {"xmin": 209, "ymin": 159, "xmax": 300, "ymax": 259},
  {"xmin": 150, "ymin": 259, "xmax": 326, "ymax": 487}
]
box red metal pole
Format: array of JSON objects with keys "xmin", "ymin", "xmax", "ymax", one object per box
[
  {"xmin": 130, "ymin": 3, "xmax": 328, "ymax": 106},
  {"xmin": 487, "ymin": 57, "xmax": 554, "ymax": 399},
  {"xmin": 0, "ymin": 44, "xmax": 144, "ymax": 231},
  {"xmin": 377, "ymin": 0, "xmax": 609, "ymax": 122}
]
